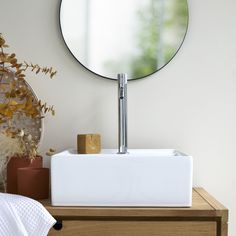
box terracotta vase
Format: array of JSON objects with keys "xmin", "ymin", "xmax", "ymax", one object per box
[
  {"xmin": 17, "ymin": 167, "xmax": 49, "ymax": 200},
  {"xmin": 6, "ymin": 156, "xmax": 42, "ymax": 194}
]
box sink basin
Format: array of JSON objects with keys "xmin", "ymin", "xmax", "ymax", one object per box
[{"xmin": 51, "ymin": 149, "xmax": 193, "ymax": 207}]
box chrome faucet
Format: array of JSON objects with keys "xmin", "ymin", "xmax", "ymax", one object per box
[{"xmin": 118, "ymin": 73, "xmax": 128, "ymax": 154}]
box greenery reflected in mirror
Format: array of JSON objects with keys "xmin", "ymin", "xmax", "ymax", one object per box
[{"xmin": 60, "ymin": 0, "xmax": 188, "ymax": 80}]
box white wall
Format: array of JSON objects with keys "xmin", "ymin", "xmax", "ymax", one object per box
[{"xmin": 1, "ymin": 0, "xmax": 235, "ymax": 234}]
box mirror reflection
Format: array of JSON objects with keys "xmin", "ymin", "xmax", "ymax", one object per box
[{"xmin": 60, "ymin": 0, "xmax": 188, "ymax": 80}]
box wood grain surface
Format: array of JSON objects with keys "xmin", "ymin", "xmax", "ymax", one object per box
[{"xmin": 45, "ymin": 188, "xmax": 228, "ymax": 236}]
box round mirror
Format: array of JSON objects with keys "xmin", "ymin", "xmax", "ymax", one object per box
[{"xmin": 60, "ymin": 0, "xmax": 188, "ymax": 80}]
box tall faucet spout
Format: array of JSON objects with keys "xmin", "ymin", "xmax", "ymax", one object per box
[{"xmin": 118, "ymin": 73, "xmax": 128, "ymax": 154}]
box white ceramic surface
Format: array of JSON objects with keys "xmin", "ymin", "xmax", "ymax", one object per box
[{"xmin": 51, "ymin": 149, "xmax": 193, "ymax": 207}]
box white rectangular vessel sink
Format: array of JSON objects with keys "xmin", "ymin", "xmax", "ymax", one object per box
[{"xmin": 51, "ymin": 149, "xmax": 192, "ymax": 207}]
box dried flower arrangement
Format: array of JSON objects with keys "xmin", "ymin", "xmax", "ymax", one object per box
[{"xmin": 0, "ymin": 34, "xmax": 56, "ymax": 186}]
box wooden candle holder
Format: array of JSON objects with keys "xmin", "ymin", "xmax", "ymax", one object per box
[{"xmin": 77, "ymin": 134, "xmax": 101, "ymax": 154}]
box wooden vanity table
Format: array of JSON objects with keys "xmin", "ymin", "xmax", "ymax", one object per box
[{"xmin": 42, "ymin": 188, "xmax": 228, "ymax": 236}]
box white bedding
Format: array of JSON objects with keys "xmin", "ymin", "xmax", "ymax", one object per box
[{"xmin": 0, "ymin": 193, "xmax": 56, "ymax": 236}]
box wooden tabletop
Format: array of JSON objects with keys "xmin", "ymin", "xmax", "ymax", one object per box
[{"xmin": 40, "ymin": 188, "xmax": 228, "ymax": 221}]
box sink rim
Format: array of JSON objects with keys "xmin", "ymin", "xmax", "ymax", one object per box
[{"xmin": 52, "ymin": 149, "xmax": 191, "ymax": 158}]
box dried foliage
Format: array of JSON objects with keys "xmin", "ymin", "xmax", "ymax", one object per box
[
  {"xmin": 45, "ymin": 148, "xmax": 56, "ymax": 157},
  {"xmin": 0, "ymin": 34, "xmax": 57, "ymax": 161}
]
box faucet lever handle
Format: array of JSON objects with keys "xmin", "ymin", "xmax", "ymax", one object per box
[
  {"xmin": 118, "ymin": 73, "xmax": 127, "ymax": 99},
  {"xmin": 118, "ymin": 73, "xmax": 128, "ymax": 85}
]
